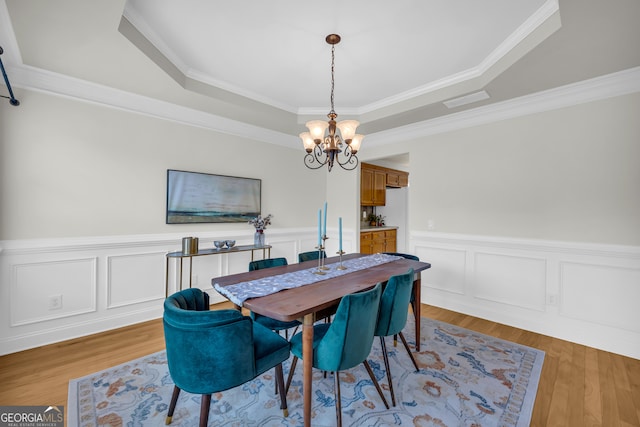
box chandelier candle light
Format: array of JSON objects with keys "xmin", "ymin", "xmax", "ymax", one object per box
[{"xmin": 301, "ymin": 34, "xmax": 363, "ymax": 171}]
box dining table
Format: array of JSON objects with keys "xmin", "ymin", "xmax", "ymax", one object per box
[{"xmin": 212, "ymin": 252, "xmax": 431, "ymax": 427}]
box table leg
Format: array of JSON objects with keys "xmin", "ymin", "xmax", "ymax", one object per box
[
  {"xmin": 165, "ymin": 256, "xmax": 169, "ymax": 298},
  {"xmin": 302, "ymin": 313, "xmax": 314, "ymax": 427},
  {"xmin": 414, "ymin": 273, "xmax": 421, "ymax": 351}
]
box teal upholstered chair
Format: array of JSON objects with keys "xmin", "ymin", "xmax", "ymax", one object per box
[
  {"xmin": 163, "ymin": 288, "xmax": 290, "ymax": 427},
  {"xmin": 248, "ymin": 258, "xmax": 301, "ymax": 335},
  {"xmin": 374, "ymin": 268, "xmax": 420, "ymax": 406},
  {"xmin": 297, "ymin": 250, "xmax": 327, "ymax": 263},
  {"xmin": 285, "ymin": 283, "xmax": 389, "ymax": 426},
  {"xmin": 248, "ymin": 257, "xmax": 288, "ymax": 271},
  {"xmin": 383, "ymin": 252, "xmax": 420, "ymax": 336}
]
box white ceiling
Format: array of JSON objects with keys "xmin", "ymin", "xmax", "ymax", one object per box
[
  {"xmin": 2, "ymin": 0, "xmax": 640, "ymax": 139},
  {"xmin": 122, "ymin": 0, "xmax": 550, "ymax": 114}
]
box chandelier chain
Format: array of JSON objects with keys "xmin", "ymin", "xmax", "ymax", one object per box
[{"xmin": 330, "ymin": 43, "xmax": 335, "ymax": 115}]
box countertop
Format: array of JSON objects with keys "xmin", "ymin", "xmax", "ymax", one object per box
[{"xmin": 360, "ymin": 225, "xmax": 398, "ymax": 232}]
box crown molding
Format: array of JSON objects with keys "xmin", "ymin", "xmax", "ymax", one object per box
[
  {"xmin": 7, "ymin": 63, "xmax": 300, "ymax": 149},
  {"xmin": 4, "ymin": 58, "xmax": 639, "ymax": 151},
  {"xmin": 365, "ymin": 66, "xmax": 640, "ymax": 147}
]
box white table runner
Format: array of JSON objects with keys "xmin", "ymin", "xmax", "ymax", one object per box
[{"xmin": 213, "ymin": 254, "xmax": 401, "ymax": 306}]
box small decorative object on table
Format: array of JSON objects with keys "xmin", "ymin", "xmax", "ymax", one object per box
[{"xmin": 248, "ymin": 214, "xmax": 272, "ymax": 247}]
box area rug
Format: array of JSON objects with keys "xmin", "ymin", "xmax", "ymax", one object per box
[{"xmin": 68, "ymin": 317, "xmax": 544, "ymax": 426}]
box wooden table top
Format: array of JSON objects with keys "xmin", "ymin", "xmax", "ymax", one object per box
[{"xmin": 212, "ymin": 253, "xmax": 431, "ymax": 322}]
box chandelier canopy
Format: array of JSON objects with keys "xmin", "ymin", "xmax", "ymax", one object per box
[{"xmin": 301, "ymin": 34, "xmax": 363, "ymax": 172}]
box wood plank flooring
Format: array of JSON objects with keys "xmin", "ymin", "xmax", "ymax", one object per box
[{"xmin": 1, "ymin": 303, "xmax": 638, "ymax": 426}]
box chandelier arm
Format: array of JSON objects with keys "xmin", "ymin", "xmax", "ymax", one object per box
[
  {"xmin": 336, "ymin": 145, "xmax": 360, "ymax": 171},
  {"xmin": 304, "ymin": 144, "xmax": 329, "ymax": 170}
]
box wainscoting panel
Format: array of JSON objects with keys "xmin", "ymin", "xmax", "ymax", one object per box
[
  {"xmin": 10, "ymin": 257, "xmax": 97, "ymax": 326},
  {"xmin": 411, "ymin": 232, "xmax": 640, "ymax": 359},
  {"xmin": 107, "ymin": 252, "xmax": 166, "ymax": 309},
  {"xmin": 415, "ymin": 246, "xmax": 466, "ymax": 295},
  {"xmin": 474, "ymin": 252, "xmax": 546, "ymax": 311},
  {"xmin": 560, "ymin": 261, "xmax": 640, "ymax": 334},
  {"xmin": 0, "ymin": 228, "xmax": 356, "ymax": 355}
]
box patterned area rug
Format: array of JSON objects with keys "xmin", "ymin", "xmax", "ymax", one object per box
[{"xmin": 68, "ymin": 317, "xmax": 544, "ymax": 426}]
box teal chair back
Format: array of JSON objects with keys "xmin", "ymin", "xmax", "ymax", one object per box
[
  {"xmin": 315, "ymin": 282, "xmax": 382, "ymax": 372},
  {"xmin": 249, "ymin": 257, "xmax": 288, "ymax": 271},
  {"xmin": 375, "ymin": 268, "xmax": 414, "ymax": 337},
  {"xmin": 383, "ymin": 252, "xmax": 419, "ymax": 261},
  {"xmin": 298, "ymin": 250, "xmax": 326, "ymax": 263}
]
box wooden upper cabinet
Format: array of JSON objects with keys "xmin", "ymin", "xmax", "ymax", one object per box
[
  {"xmin": 386, "ymin": 170, "xmax": 408, "ymax": 188},
  {"xmin": 361, "ymin": 163, "xmax": 409, "ymax": 206},
  {"xmin": 361, "ymin": 164, "xmax": 386, "ymax": 206},
  {"xmin": 398, "ymin": 172, "xmax": 409, "ymax": 187},
  {"xmin": 360, "ymin": 167, "xmax": 374, "ymax": 205}
]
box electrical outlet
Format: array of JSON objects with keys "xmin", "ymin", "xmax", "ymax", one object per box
[{"xmin": 49, "ymin": 294, "xmax": 63, "ymax": 310}]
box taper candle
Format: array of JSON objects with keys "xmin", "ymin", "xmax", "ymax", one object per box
[
  {"xmin": 338, "ymin": 217, "xmax": 343, "ymax": 252},
  {"xmin": 323, "ymin": 201, "xmax": 327, "ymax": 236},
  {"xmin": 317, "ymin": 209, "xmax": 322, "ymax": 246}
]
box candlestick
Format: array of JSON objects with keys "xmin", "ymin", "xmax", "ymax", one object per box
[
  {"xmin": 319, "ymin": 234, "xmax": 329, "ymax": 270},
  {"xmin": 313, "ymin": 243, "xmax": 327, "ymax": 275},
  {"xmin": 336, "ymin": 250, "xmax": 347, "ymax": 270}
]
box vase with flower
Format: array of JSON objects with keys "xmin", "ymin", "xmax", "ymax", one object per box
[{"xmin": 248, "ymin": 214, "xmax": 272, "ymax": 247}]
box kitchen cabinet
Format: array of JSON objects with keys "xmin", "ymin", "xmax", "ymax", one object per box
[
  {"xmin": 360, "ymin": 229, "xmax": 396, "ymax": 254},
  {"xmin": 361, "ymin": 163, "xmax": 408, "ymax": 206},
  {"xmin": 386, "ymin": 170, "xmax": 409, "ymax": 188},
  {"xmin": 360, "ymin": 165, "xmax": 386, "ymax": 206}
]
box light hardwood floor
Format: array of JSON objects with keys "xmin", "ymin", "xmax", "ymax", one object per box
[{"xmin": 1, "ymin": 303, "xmax": 638, "ymax": 426}]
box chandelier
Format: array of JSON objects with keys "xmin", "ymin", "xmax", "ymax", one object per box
[{"xmin": 300, "ymin": 34, "xmax": 363, "ymax": 172}]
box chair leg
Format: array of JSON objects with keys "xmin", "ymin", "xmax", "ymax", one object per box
[
  {"xmin": 199, "ymin": 394, "xmax": 211, "ymax": 427},
  {"xmin": 285, "ymin": 356, "xmax": 298, "ymax": 394},
  {"xmin": 398, "ymin": 331, "xmax": 420, "ymax": 372},
  {"xmin": 362, "ymin": 360, "xmax": 390, "ymax": 409},
  {"xmin": 274, "ymin": 363, "xmax": 289, "ymax": 417},
  {"xmin": 166, "ymin": 385, "xmax": 181, "ymax": 425},
  {"xmin": 379, "ymin": 336, "xmax": 396, "ymax": 407},
  {"xmin": 334, "ymin": 371, "xmax": 342, "ymax": 427}
]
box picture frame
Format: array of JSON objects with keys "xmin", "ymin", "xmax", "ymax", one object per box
[{"xmin": 166, "ymin": 169, "xmax": 261, "ymax": 224}]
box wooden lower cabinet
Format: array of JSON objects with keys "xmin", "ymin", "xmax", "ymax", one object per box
[{"xmin": 360, "ymin": 229, "xmax": 397, "ymax": 254}]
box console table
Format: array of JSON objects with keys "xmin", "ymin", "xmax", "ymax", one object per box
[{"xmin": 165, "ymin": 244, "xmax": 271, "ymax": 296}]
